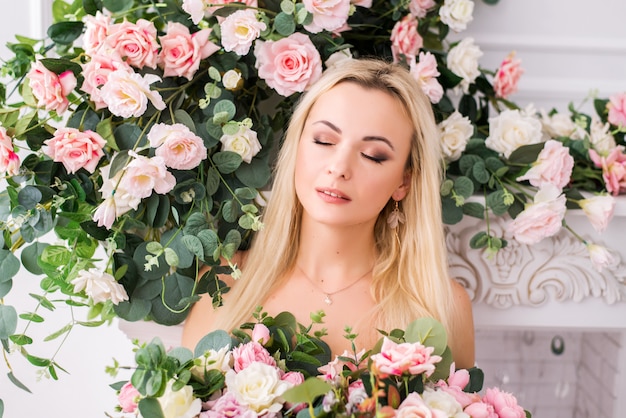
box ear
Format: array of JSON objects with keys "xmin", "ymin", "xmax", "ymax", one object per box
[{"xmin": 391, "ymin": 170, "xmax": 411, "ymax": 201}]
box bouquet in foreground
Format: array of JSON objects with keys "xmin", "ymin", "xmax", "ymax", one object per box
[{"xmin": 109, "ymin": 310, "xmax": 530, "ymax": 418}]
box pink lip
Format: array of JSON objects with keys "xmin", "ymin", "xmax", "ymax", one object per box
[{"xmin": 316, "ymin": 187, "xmax": 351, "ymax": 203}]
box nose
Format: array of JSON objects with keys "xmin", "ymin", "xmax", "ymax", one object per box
[{"xmin": 326, "ymin": 147, "xmax": 352, "ymax": 180}]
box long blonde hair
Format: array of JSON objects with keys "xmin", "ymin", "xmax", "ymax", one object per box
[{"xmin": 212, "ymin": 58, "xmax": 454, "ymax": 334}]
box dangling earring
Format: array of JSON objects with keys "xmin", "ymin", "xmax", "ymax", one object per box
[{"xmin": 387, "ymin": 200, "xmax": 405, "ymax": 246}]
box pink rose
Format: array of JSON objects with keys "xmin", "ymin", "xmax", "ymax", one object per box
[
  {"xmin": 516, "ymin": 139, "xmax": 574, "ymax": 190},
  {"xmin": 589, "ymin": 146, "xmax": 626, "ymax": 196},
  {"xmin": 578, "ymin": 195, "xmax": 615, "ymax": 233},
  {"xmin": 303, "ymin": 0, "xmax": 351, "ymax": 33},
  {"xmin": 220, "ymin": 9, "xmax": 267, "ymax": 56},
  {"xmin": 282, "ymin": 371, "xmax": 305, "ymax": 385},
  {"xmin": 82, "ymin": 11, "xmax": 112, "ymax": 56},
  {"xmin": 493, "ymin": 51, "xmax": 524, "ymax": 99},
  {"xmin": 390, "ymin": 14, "xmax": 423, "ymax": 63},
  {"xmin": 182, "ymin": 0, "xmax": 259, "ymax": 25},
  {"xmin": 159, "ymin": 22, "xmax": 219, "ymax": 80},
  {"xmin": 81, "ymin": 54, "xmax": 128, "ymax": 109},
  {"xmin": 481, "ymin": 387, "xmax": 526, "ymax": 418},
  {"xmin": 607, "ymin": 92, "xmax": 626, "ymax": 127},
  {"xmin": 409, "ymin": 51, "xmax": 443, "ymax": 103},
  {"xmin": 231, "ymin": 341, "xmax": 277, "ymax": 372},
  {"xmin": 463, "ymin": 401, "xmax": 497, "ymax": 418},
  {"xmin": 100, "ymin": 68, "xmax": 166, "ymax": 118},
  {"xmin": 44, "ymin": 127, "xmax": 106, "ymax": 174},
  {"xmin": 370, "ymin": 337, "xmax": 441, "ymax": 378},
  {"xmin": 120, "ymin": 152, "xmax": 176, "ymax": 199},
  {"xmin": 106, "ymin": 19, "xmax": 159, "ymax": 69},
  {"xmin": 254, "ymin": 32, "xmax": 322, "ymax": 97},
  {"xmin": 436, "ymin": 364, "xmax": 475, "ymax": 408},
  {"xmin": 148, "ymin": 123, "xmax": 207, "ymax": 170},
  {"xmin": 396, "ymin": 392, "xmax": 435, "ymax": 418},
  {"xmin": 0, "ymin": 127, "xmax": 20, "ymax": 176},
  {"xmin": 507, "ymin": 183, "xmax": 567, "ymax": 245},
  {"xmin": 586, "ymin": 243, "xmax": 617, "ymax": 273},
  {"xmin": 27, "ymin": 60, "xmax": 77, "ymax": 114},
  {"xmin": 351, "ymin": 0, "xmax": 372, "ymax": 7},
  {"xmin": 202, "ymin": 391, "xmax": 257, "ymax": 418},
  {"xmin": 251, "ymin": 323, "xmax": 270, "ymax": 345},
  {"xmin": 409, "ymin": 0, "xmax": 436, "ymax": 17},
  {"xmin": 93, "ymin": 164, "xmax": 141, "ymax": 229},
  {"xmin": 118, "ymin": 381, "xmax": 141, "ymax": 413}
]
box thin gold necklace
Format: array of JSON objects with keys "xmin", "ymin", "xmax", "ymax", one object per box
[{"xmin": 297, "ymin": 265, "xmax": 372, "ymax": 305}]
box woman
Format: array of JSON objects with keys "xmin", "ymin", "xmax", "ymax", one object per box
[{"xmin": 182, "ymin": 58, "xmax": 475, "ymax": 369}]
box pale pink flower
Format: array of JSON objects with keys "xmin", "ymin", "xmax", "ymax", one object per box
[
  {"xmin": 251, "ymin": 323, "xmax": 271, "ymax": 345},
  {"xmin": 159, "ymin": 22, "xmax": 219, "ymax": 80},
  {"xmin": 219, "ymin": 125, "xmax": 262, "ymax": 163},
  {"xmin": 106, "ymin": 19, "xmax": 159, "ymax": 69},
  {"xmin": 120, "ymin": 152, "xmax": 176, "ymax": 199},
  {"xmin": 44, "ymin": 127, "xmax": 106, "ymax": 174},
  {"xmin": 409, "ymin": 0, "xmax": 436, "ymax": 17},
  {"xmin": 436, "ymin": 364, "xmax": 476, "ymax": 408},
  {"xmin": 92, "ymin": 197, "xmax": 118, "ymax": 230},
  {"xmin": 540, "ymin": 109, "xmax": 584, "ymax": 139},
  {"xmin": 71, "ymin": 268, "xmax": 128, "ymax": 304},
  {"xmin": 589, "ymin": 146, "xmax": 626, "ymax": 196},
  {"xmin": 396, "ymin": 392, "xmax": 435, "ymax": 418},
  {"xmin": 493, "ymin": 51, "xmax": 524, "ymax": 99},
  {"xmin": 281, "ymin": 371, "xmax": 305, "ymax": 385},
  {"xmin": 516, "ymin": 140, "xmax": 574, "ymax": 190},
  {"xmin": 254, "ymin": 32, "xmax": 323, "ymax": 97},
  {"xmin": 463, "ymin": 401, "xmax": 497, "ymax": 418},
  {"xmin": 100, "ymin": 68, "xmax": 166, "ymax": 118},
  {"xmin": 93, "ymin": 164, "xmax": 141, "ymax": 229},
  {"xmin": 370, "ymin": 337, "xmax": 441, "ymax": 378},
  {"xmin": 318, "ymin": 355, "xmax": 343, "ymax": 382},
  {"xmin": 182, "ymin": 0, "xmax": 208, "ymax": 25},
  {"xmin": 390, "ymin": 14, "xmax": 423, "ymax": 63},
  {"xmin": 578, "ymin": 195, "xmax": 615, "ymax": 233},
  {"xmin": 607, "ymin": 92, "xmax": 626, "ymax": 127},
  {"xmin": 220, "ymin": 9, "xmax": 267, "ymax": 56},
  {"xmin": 589, "ymin": 117, "xmax": 616, "ymax": 155},
  {"xmin": 481, "ymin": 387, "xmax": 526, "ymax": 418},
  {"xmin": 231, "ymin": 341, "xmax": 277, "ymax": 372},
  {"xmin": 507, "ymin": 184, "xmax": 567, "ymax": 245},
  {"xmin": 325, "ymin": 49, "xmax": 353, "ymax": 70},
  {"xmin": 303, "ymin": 0, "xmax": 351, "ymax": 34},
  {"xmin": 202, "ymin": 391, "xmax": 256, "ymax": 418},
  {"xmin": 118, "ymin": 382, "xmax": 140, "ymax": 413},
  {"xmin": 82, "ymin": 11, "xmax": 112, "ymax": 56},
  {"xmin": 81, "ymin": 54, "xmax": 129, "ymax": 109},
  {"xmin": 409, "ymin": 51, "xmax": 443, "ymax": 103},
  {"xmin": 0, "ymin": 127, "xmax": 20, "ymax": 176},
  {"xmin": 351, "ymin": 0, "xmax": 372, "ymax": 7},
  {"xmin": 586, "ymin": 243, "xmax": 617, "ymax": 273},
  {"xmin": 154, "ymin": 131, "xmax": 207, "ymax": 171},
  {"xmin": 27, "ymin": 60, "xmax": 77, "ymax": 114}
]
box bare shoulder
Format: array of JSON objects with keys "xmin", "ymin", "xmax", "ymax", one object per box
[
  {"xmin": 181, "ymin": 252, "xmax": 246, "ymax": 349},
  {"xmin": 447, "ymin": 278, "xmax": 475, "ymax": 369}
]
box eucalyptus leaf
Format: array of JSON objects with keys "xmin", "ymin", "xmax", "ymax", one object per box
[
  {"xmin": 194, "ymin": 329, "xmax": 232, "ymax": 358},
  {"xmin": 282, "ymin": 377, "xmax": 332, "ymax": 404},
  {"xmin": 404, "ymin": 317, "xmax": 448, "ymax": 355},
  {"xmin": 137, "ymin": 397, "xmax": 165, "ymax": 418},
  {"xmin": 0, "ymin": 305, "xmax": 18, "ymax": 339},
  {"xmin": 0, "ymin": 250, "xmax": 20, "ymax": 282},
  {"xmin": 213, "ymin": 151, "xmax": 242, "ymax": 174}
]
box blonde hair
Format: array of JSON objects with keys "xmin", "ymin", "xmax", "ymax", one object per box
[{"xmin": 212, "ymin": 58, "xmax": 454, "ymax": 334}]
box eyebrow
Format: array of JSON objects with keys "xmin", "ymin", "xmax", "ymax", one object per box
[{"xmin": 312, "ymin": 120, "xmax": 395, "ymax": 151}]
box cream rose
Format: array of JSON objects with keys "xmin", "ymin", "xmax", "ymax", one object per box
[
  {"xmin": 191, "ymin": 346, "xmax": 232, "ymax": 382},
  {"xmin": 589, "ymin": 117, "xmax": 616, "ymax": 155},
  {"xmin": 71, "ymin": 268, "xmax": 128, "ymax": 305},
  {"xmin": 446, "ymin": 37, "xmax": 482, "ymax": 94},
  {"xmin": 100, "ymin": 68, "xmax": 166, "ymax": 118},
  {"xmin": 220, "ymin": 9, "xmax": 267, "ymax": 56},
  {"xmin": 158, "ymin": 381, "xmax": 202, "ymax": 418},
  {"xmin": 540, "ymin": 109, "xmax": 584, "ymax": 139},
  {"xmin": 225, "ymin": 362, "xmax": 291, "ymax": 415},
  {"xmin": 439, "ymin": 111, "xmax": 473, "ymax": 162},
  {"xmin": 422, "ymin": 388, "xmax": 468, "ymax": 418},
  {"xmin": 219, "ymin": 125, "xmax": 262, "ymax": 163},
  {"xmin": 439, "ymin": 0, "xmax": 474, "ymax": 32},
  {"xmin": 485, "ymin": 106, "xmax": 544, "ymax": 158}
]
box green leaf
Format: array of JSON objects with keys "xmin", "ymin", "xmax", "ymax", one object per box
[
  {"xmin": 7, "ymin": 372, "xmax": 32, "ymax": 393},
  {"xmin": 486, "ymin": 190, "xmax": 510, "ymax": 216},
  {"xmin": 0, "ymin": 305, "xmax": 17, "ymax": 339},
  {"xmin": 213, "ymin": 151, "xmax": 242, "ymax": 174},
  {"xmin": 462, "ymin": 201, "xmax": 485, "ymax": 219},
  {"xmin": 17, "ymin": 185, "xmax": 42, "ymax": 209},
  {"xmin": 469, "ymin": 231, "xmax": 489, "ymax": 249},
  {"xmin": 39, "ymin": 57, "xmax": 82, "ymax": 76},
  {"xmin": 234, "ymin": 187, "xmax": 257, "ymax": 200},
  {"xmin": 9, "ymin": 334, "xmax": 33, "ymax": 346},
  {"xmin": 97, "ymin": 118, "xmax": 118, "ymax": 151},
  {"xmin": 0, "ymin": 281, "xmax": 13, "ymax": 299},
  {"xmin": 174, "ymin": 109, "xmax": 196, "ymax": 133},
  {"xmin": 102, "ymin": 0, "xmax": 134, "ymax": 13},
  {"xmin": 453, "ymin": 176, "xmax": 474, "ymax": 198},
  {"xmin": 83, "ymin": 0, "xmax": 103, "ymax": 15},
  {"xmin": 205, "ymin": 166, "xmax": 221, "ymax": 195},
  {"xmin": 113, "ymin": 299, "xmax": 152, "ymax": 322},
  {"xmin": 44, "ymin": 324, "xmax": 72, "ymax": 342},
  {"xmin": 0, "ymin": 250, "xmax": 20, "ymax": 282},
  {"xmin": 138, "ymin": 397, "xmax": 165, "ymax": 418},
  {"xmin": 197, "ymin": 229, "xmax": 220, "ymax": 260},
  {"xmin": 182, "ymin": 235, "xmax": 204, "ymax": 259},
  {"xmin": 274, "ymin": 12, "xmax": 296, "ymax": 36},
  {"xmin": 27, "ymin": 354, "xmax": 51, "ymax": 367},
  {"xmin": 472, "ymin": 160, "xmax": 490, "ymax": 184},
  {"xmin": 441, "ymin": 196, "xmax": 463, "ymax": 225},
  {"xmin": 19, "ymin": 312, "xmax": 44, "ymax": 323},
  {"xmin": 150, "ymin": 273, "xmax": 195, "ymax": 325},
  {"xmin": 213, "ymin": 100, "xmax": 236, "ymax": 121},
  {"xmin": 404, "ymin": 317, "xmax": 448, "ymax": 355},
  {"xmin": 115, "ymin": 123, "xmax": 146, "ymax": 150},
  {"xmin": 41, "ymin": 245, "xmax": 71, "ymax": 267},
  {"xmin": 508, "ymin": 142, "xmax": 544, "ymax": 165},
  {"xmin": 194, "ymin": 330, "xmax": 231, "ymax": 357},
  {"xmin": 235, "ymin": 159, "xmax": 271, "ymax": 188},
  {"xmin": 221, "ymin": 200, "xmax": 238, "ymax": 223},
  {"xmin": 282, "ymin": 377, "xmax": 332, "ymax": 404}
]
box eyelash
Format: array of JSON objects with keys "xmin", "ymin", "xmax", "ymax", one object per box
[{"xmin": 313, "ymin": 138, "xmax": 387, "ymax": 164}]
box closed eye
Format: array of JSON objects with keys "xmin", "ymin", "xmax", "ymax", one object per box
[
  {"xmin": 313, "ymin": 138, "xmax": 333, "ymax": 146},
  {"xmin": 361, "ymin": 153, "xmax": 387, "ymax": 164}
]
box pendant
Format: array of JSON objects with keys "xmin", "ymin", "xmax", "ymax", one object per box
[{"xmin": 324, "ymin": 294, "xmax": 332, "ymax": 305}]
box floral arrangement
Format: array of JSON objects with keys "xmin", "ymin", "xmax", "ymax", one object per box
[
  {"xmin": 109, "ymin": 310, "xmax": 531, "ymax": 417},
  {"xmin": 0, "ymin": 0, "xmax": 624, "ymax": 410}
]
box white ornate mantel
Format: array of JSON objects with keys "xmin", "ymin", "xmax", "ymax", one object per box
[{"xmin": 447, "ymin": 196, "xmax": 626, "ymax": 331}]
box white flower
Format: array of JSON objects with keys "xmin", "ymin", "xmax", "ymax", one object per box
[
  {"xmin": 158, "ymin": 380, "xmax": 202, "ymax": 418},
  {"xmin": 325, "ymin": 49, "xmax": 353, "ymax": 70},
  {"xmin": 219, "ymin": 125, "xmax": 262, "ymax": 163},
  {"xmin": 422, "ymin": 387, "xmax": 469, "ymax": 418},
  {"xmin": 586, "ymin": 243, "xmax": 617, "ymax": 273},
  {"xmin": 225, "ymin": 362, "xmax": 292, "ymax": 415},
  {"xmin": 485, "ymin": 106, "xmax": 544, "ymax": 158},
  {"xmin": 100, "ymin": 69, "xmax": 165, "ymax": 118},
  {"xmin": 439, "ymin": 111, "xmax": 474, "ymax": 162},
  {"xmin": 578, "ymin": 195, "xmax": 616, "ymax": 233},
  {"xmin": 71, "ymin": 268, "xmax": 128, "ymax": 305},
  {"xmin": 182, "ymin": 0, "xmax": 207, "ymax": 25},
  {"xmin": 589, "ymin": 117, "xmax": 616, "ymax": 155},
  {"xmin": 223, "ymin": 69, "xmax": 243, "ymax": 90},
  {"xmin": 191, "ymin": 346, "xmax": 232, "ymax": 381},
  {"xmin": 95, "ymin": 163, "xmax": 142, "ymax": 225},
  {"xmin": 540, "ymin": 109, "xmax": 585, "ymax": 139},
  {"xmin": 220, "ymin": 9, "xmax": 267, "ymax": 56},
  {"xmin": 439, "ymin": 0, "xmax": 474, "ymax": 32},
  {"xmin": 447, "ymin": 37, "xmax": 482, "ymax": 93}
]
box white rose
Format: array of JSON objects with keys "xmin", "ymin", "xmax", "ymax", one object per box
[
  {"xmin": 439, "ymin": 0, "xmax": 474, "ymax": 32},
  {"xmin": 191, "ymin": 346, "xmax": 232, "ymax": 381},
  {"xmin": 485, "ymin": 108, "xmax": 544, "ymax": 158},
  {"xmin": 589, "ymin": 117, "xmax": 616, "ymax": 155},
  {"xmin": 71, "ymin": 268, "xmax": 128, "ymax": 305},
  {"xmin": 325, "ymin": 49, "xmax": 353, "ymax": 70},
  {"xmin": 439, "ymin": 111, "xmax": 474, "ymax": 162},
  {"xmin": 158, "ymin": 381, "xmax": 202, "ymax": 418},
  {"xmin": 223, "ymin": 69, "xmax": 243, "ymax": 91},
  {"xmin": 219, "ymin": 125, "xmax": 262, "ymax": 163},
  {"xmin": 540, "ymin": 109, "xmax": 584, "ymax": 139},
  {"xmin": 447, "ymin": 37, "xmax": 482, "ymax": 93},
  {"xmin": 225, "ymin": 362, "xmax": 292, "ymax": 415},
  {"xmin": 422, "ymin": 388, "xmax": 469, "ymax": 418}
]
